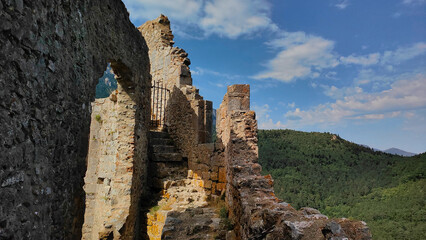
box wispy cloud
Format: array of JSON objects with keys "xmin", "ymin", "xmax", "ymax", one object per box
[
  {"xmin": 285, "ymin": 74, "xmax": 426, "ymax": 126},
  {"xmin": 253, "ymin": 34, "xmax": 425, "ymax": 83},
  {"xmin": 381, "ymin": 42, "xmax": 426, "ymax": 65},
  {"xmin": 200, "ymin": 0, "xmax": 277, "ymax": 38},
  {"xmin": 340, "ymin": 42, "xmax": 426, "ymax": 66},
  {"xmin": 402, "ymin": 0, "xmax": 426, "ymax": 5},
  {"xmin": 123, "ymin": 0, "xmax": 203, "ymax": 23},
  {"xmin": 321, "ymin": 85, "xmax": 364, "ymax": 100},
  {"xmin": 253, "ymin": 104, "xmax": 288, "ymax": 129},
  {"xmin": 191, "ymin": 66, "xmax": 243, "ymax": 80},
  {"xmin": 253, "ymin": 32, "xmax": 339, "ymax": 82},
  {"xmin": 340, "ymin": 53, "xmax": 380, "ymax": 66},
  {"xmin": 123, "ymin": 0, "xmax": 276, "ymax": 39},
  {"xmin": 335, "ymin": 0, "xmax": 350, "ymax": 9}
]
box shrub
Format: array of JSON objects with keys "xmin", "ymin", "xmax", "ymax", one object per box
[{"xmin": 95, "ymin": 114, "xmax": 102, "ymax": 123}]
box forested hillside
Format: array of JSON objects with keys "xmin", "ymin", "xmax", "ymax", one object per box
[{"xmin": 258, "ymin": 129, "xmax": 426, "ymax": 239}]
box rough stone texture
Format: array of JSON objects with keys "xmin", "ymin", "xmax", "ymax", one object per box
[
  {"xmin": 139, "ymin": 15, "xmax": 212, "ymax": 145},
  {"xmin": 146, "ymin": 173, "xmax": 228, "ymax": 240},
  {"xmin": 216, "ymin": 85, "xmax": 372, "ymax": 240},
  {"xmin": 139, "ymin": 15, "xmax": 219, "ymax": 198},
  {"xmin": 147, "ymin": 130, "xmax": 187, "ymax": 191},
  {"xmin": 138, "ymin": 15, "xmax": 192, "ymax": 90},
  {"xmin": 82, "ymin": 82, "xmax": 144, "ymax": 239},
  {"xmin": 0, "ymin": 0, "xmax": 150, "ymax": 239}
]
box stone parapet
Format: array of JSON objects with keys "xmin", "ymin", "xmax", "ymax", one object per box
[{"xmin": 216, "ymin": 84, "xmax": 372, "ymax": 240}]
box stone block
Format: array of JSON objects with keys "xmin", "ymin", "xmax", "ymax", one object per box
[
  {"xmin": 218, "ymin": 167, "xmax": 226, "ymax": 183},
  {"xmin": 188, "ymin": 170, "xmax": 193, "ymax": 179},
  {"xmin": 227, "ymin": 84, "xmax": 250, "ymax": 95},
  {"xmin": 216, "ymin": 183, "xmax": 225, "ymax": 192},
  {"xmin": 202, "ymin": 171, "xmax": 210, "ymax": 180},
  {"xmin": 205, "ymin": 180, "xmax": 212, "ymax": 189},
  {"xmin": 211, "ymin": 172, "xmax": 218, "ymax": 181}
]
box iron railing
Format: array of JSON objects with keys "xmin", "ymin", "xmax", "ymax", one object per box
[{"xmin": 150, "ymin": 81, "xmax": 170, "ymax": 129}]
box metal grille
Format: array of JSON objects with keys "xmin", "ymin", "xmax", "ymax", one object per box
[{"xmin": 150, "ymin": 81, "xmax": 170, "ymax": 129}]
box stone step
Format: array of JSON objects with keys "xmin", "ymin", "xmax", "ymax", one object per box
[
  {"xmin": 149, "ymin": 137, "xmax": 174, "ymax": 146},
  {"xmin": 151, "ymin": 145, "xmax": 175, "ymax": 153},
  {"xmin": 149, "ymin": 131, "xmax": 170, "ymax": 139},
  {"xmin": 152, "ymin": 152, "xmax": 182, "ymax": 162}
]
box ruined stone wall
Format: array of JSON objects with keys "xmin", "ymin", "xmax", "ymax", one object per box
[
  {"xmin": 138, "ymin": 15, "xmax": 192, "ymax": 89},
  {"xmin": 139, "ymin": 15, "xmax": 220, "ymax": 197},
  {"xmin": 216, "ymin": 85, "xmax": 372, "ymax": 240},
  {"xmin": 82, "ymin": 82, "xmax": 140, "ymax": 239},
  {"xmin": 0, "ymin": 0, "xmax": 151, "ymax": 238}
]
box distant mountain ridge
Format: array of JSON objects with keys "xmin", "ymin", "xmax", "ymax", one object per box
[
  {"xmin": 360, "ymin": 144, "xmax": 417, "ymax": 157},
  {"xmin": 383, "ymin": 147, "xmax": 416, "ymax": 157}
]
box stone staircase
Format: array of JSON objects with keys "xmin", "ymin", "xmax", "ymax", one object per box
[
  {"xmin": 148, "ymin": 130, "xmax": 187, "ymax": 191},
  {"xmin": 149, "ymin": 131, "xmax": 182, "ymax": 161},
  {"xmin": 144, "ymin": 131, "xmax": 228, "ymax": 240}
]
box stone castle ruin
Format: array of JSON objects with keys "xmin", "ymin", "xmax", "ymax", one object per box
[{"xmin": 0, "ymin": 1, "xmax": 371, "ymax": 239}]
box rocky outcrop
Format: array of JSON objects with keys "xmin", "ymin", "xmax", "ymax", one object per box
[
  {"xmin": 216, "ymin": 85, "xmax": 372, "ymax": 240},
  {"xmin": 0, "ymin": 0, "xmax": 151, "ymax": 239}
]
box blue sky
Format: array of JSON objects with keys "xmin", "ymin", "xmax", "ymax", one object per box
[{"xmin": 122, "ymin": 0, "xmax": 426, "ymax": 153}]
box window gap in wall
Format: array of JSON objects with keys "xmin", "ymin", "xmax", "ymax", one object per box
[{"xmin": 95, "ymin": 63, "xmax": 118, "ymax": 99}]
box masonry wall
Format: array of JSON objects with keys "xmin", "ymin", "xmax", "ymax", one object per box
[
  {"xmin": 0, "ymin": 0, "xmax": 150, "ymax": 238},
  {"xmin": 82, "ymin": 79, "xmax": 142, "ymax": 239},
  {"xmin": 139, "ymin": 15, "xmax": 223, "ymax": 197},
  {"xmin": 216, "ymin": 85, "xmax": 372, "ymax": 240}
]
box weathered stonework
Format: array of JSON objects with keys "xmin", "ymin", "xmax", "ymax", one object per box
[
  {"xmin": 0, "ymin": 0, "xmax": 150, "ymax": 238},
  {"xmin": 1, "ymin": 3, "xmax": 372, "ymax": 239},
  {"xmin": 82, "ymin": 79, "xmax": 142, "ymax": 239},
  {"xmin": 139, "ymin": 15, "xmax": 220, "ymax": 198},
  {"xmin": 216, "ymin": 85, "xmax": 372, "ymax": 240}
]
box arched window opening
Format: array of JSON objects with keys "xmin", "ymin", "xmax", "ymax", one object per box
[
  {"xmin": 95, "ymin": 63, "xmax": 118, "ymax": 99},
  {"xmin": 82, "ymin": 61, "xmax": 138, "ymax": 239}
]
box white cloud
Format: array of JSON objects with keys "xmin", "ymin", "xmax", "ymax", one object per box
[
  {"xmin": 340, "ymin": 53, "xmax": 380, "ymax": 66},
  {"xmin": 253, "ymin": 32, "xmax": 339, "ymax": 82},
  {"xmin": 338, "ymin": 42, "xmax": 426, "ymax": 67},
  {"xmin": 402, "ymin": 109, "xmax": 426, "ymax": 133},
  {"xmin": 321, "ymin": 85, "xmax": 363, "ymax": 99},
  {"xmin": 353, "ymin": 69, "xmax": 391, "ymax": 88},
  {"xmin": 351, "ymin": 111, "xmax": 401, "ymax": 120},
  {"xmin": 381, "ymin": 42, "xmax": 426, "ymax": 65},
  {"xmin": 253, "ymin": 104, "xmax": 287, "ymax": 129},
  {"xmin": 285, "ymin": 74, "xmax": 426, "ymax": 126},
  {"xmin": 123, "ymin": 0, "xmax": 203, "ymax": 23},
  {"xmin": 200, "ymin": 0, "xmax": 277, "ymax": 38},
  {"xmin": 123, "ymin": 0, "xmax": 276, "ymax": 39},
  {"xmin": 335, "ymin": 0, "xmax": 350, "ymax": 9},
  {"xmin": 325, "ymin": 71, "xmax": 338, "ymax": 80},
  {"xmin": 402, "ymin": 0, "xmax": 426, "ymax": 5},
  {"xmin": 191, "ymin": 66, "xmax": 242, "ymax": 80},
  {"xmin": 392, "ymin": 12, "xmax": 402, "ymax": 18}
]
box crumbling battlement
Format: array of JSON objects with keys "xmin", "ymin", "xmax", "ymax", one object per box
[
  {"xmin": 139, "ymin": 15, "xmax": 223, "ymax": 197},
  {"xmin": 217, "ymin": 85, "xmax": 372, "ymax": 240},
  {"xmin": 0, "ymin": 0, "xmax": 151, "ymax": 239}
]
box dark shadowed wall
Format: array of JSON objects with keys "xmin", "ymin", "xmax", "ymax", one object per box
[{"xmin": 0, "ymin": 0, "xmax": 151, "ymax": 239}]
